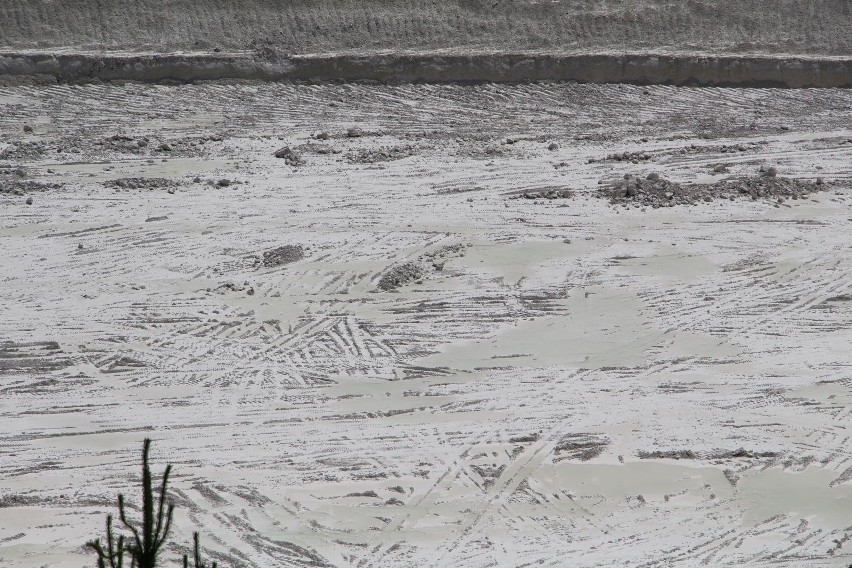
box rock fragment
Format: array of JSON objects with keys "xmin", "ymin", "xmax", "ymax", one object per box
[{"xmin": 274, "ymin": 146, "xmax": 304, "ymax": 166}]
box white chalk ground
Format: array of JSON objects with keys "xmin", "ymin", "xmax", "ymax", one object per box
[{"xmin": 0, "ymin": 83, "xmax": 852, "ymax": 567}]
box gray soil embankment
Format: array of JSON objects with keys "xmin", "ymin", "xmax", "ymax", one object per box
[
  {"xmin": 0, "ymin": 52, "xmax": 850, "ymax": 87},
  {"xmin": 3, "ymin": 0, "xmax": 850, "ymax": 56}
]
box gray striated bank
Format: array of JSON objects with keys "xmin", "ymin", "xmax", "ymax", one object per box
[{"xmin": 0, "ymin": 51, "xmax": 850, "ymax": 87}]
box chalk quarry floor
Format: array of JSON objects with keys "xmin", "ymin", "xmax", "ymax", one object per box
[{"xmin": 1, "ymin": 82, "xmax": 852, "ymax": 567}]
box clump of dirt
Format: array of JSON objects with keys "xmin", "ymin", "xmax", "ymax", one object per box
[
  {"xmin": 0, "ymin": 178, "xmax": 62, "ymax": 195},
  {"xmin": 152, "ymin": 138, "xmax": 209, "ymax": 156},
  {"xmin": 376, "ymin": 244, "xmax": 469, "ymax": 291},
  {"xmin": 377, "ymin": 262, "xmax": 424, "ymax": 291},
  {"xmin": 469, "ymin": 464, "xmax": 506, "ymax": 490},
  {"xmin": 665, "ymin": 141, "xmax": 766, "ymax": 158},
  {"xmin": 605, "ymin": 150, "xmax": 652, "ymax": 162},
  {"xmin": 96, "ymin": 135, "xmax": 151, "ymax": 154},
  {"xmin": 456, "ymin": 143, "xmax": 508, "ymax": 160},
  {"xmin": 554, "ymin": 433, "xmax": 609, "ymax": 462},
  {"xmin": 712, "ymin": 172, "xmax": 828, "ymax": 201},
  {"xmin": 504, "ymin": 135, "xmax": 548, "ymax": 145},
  {"xmin": 511, "ymin": 187, "xmax": 574, "ymax": 200},
  {"xmin": 294, "ymin": 142, "xmax": 338, "ymax": 156},
  {"xmin": 211, "ymin": 281, "xmax": 254, "ymax": 295},
  {"xmin": 600, "ymin": 171, "xmax": 834, "ymax": 208},
  {"xmin": 262, "ymin": 244, "xmax": 304, "ymax": 268},
  {"xmin": 274, "ymin": 146, "xmax": 304, "ymax": 166},
  {"xmin": 637, "ymin": 449, "xmax": 698, "ymax": 460},
  {"xmin": 345, "ymin": 144, "xmax": 417, "ymax": 164},
  {"xmin": 601, "ymin": 173, "xmax": 695, "ymax": 207},
  {"xmin": 0, "ymin": 141, "xmax": 47, "ymax": 160},
  {"xmin": 707, "ymin": 448, "xmax": 779, "ymax": 459},
  {"xmin": 638, "ymin": 448, "xmax": 779, "ymax": 460},
  {"xmin": 0, "ymin": 494, "xmax": 44, "ymax": 507},
  {"xmin": 251, "ymin": 44, "xmax": 287, "ymax": 63},
  {"xmin": 55, "ymin": 136, "xmax": 90, "ymax": 155},
  {"xmin": 104, "ymin": 177, "xmax": 179, "ymax": 191},
  {"xmin": 718, "ymin": 142, "xmax": 762, "ymax": 153},
  {"xmin": 424, "ymin": 243, "xmax": 466, "ymax": 258},
  {"xmin": 96, "ymin": 135, "xmax": 213, "ymax": 158},
  {"xmin": 0, "ymin": 167, "xmax": 26, "ymax": 177}
]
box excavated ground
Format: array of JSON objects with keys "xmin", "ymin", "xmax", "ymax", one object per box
[{"xmin": 1, "ymin": 82, "xmax": 852, "ymax": 568}]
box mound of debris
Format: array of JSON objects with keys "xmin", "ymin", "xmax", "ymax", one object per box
[
  {"xmin": 262, "ymin": 244, "xmax": 305, "ymax": 268},
  {"xmin": 0, "ymin": 179, "xmax": 62, "ymax": 195},
  {"xmin": 601, "ymin": 173, "xmax": 700, "ymax": 207},
  {"xmin": 345, "ymin": 144, "xmax": 417, "ymax": 164},
  {"xmin": 96, "ymin": 135, "xmax": 151, "ymax": 154},
  {"xmin": 712, "ymin": 170, "xmax": 827, "ymax": 201},
  {"xmin": 376, "ymin": 243, "xmax": 469, "ymax": 291},
  {"xmin": 637, "ymin": 448, "xmax": 778, "ymax": 460},
  {"xmin": 637, "ymin": 449, "xmax": 698, "ymax": 460},
  {"xmin": 600, "ymin": 170, "xmax": 834, "ymax": 208},
  {"xmin": 96, "ymin": 136, "xmax": 212, "ymax": 157},
  {"xmin": 719, "ymin": 143, "xmax": 759, "ymax": 153},
  {"xmin": 151, "ymin": 138, "xmax": 208, "ymax": 156},
  {"xmin": 377, "ymin": 262, "xmax": 424, "ymax": 291},
  {"xmin": 274, "ymin": 146, "xmax": 304, "ymax": 166},
  {"xmin": 511, "ymin": 187, "xmax": 574, "ymax": 200},
  {"xmin": 554, "ymin": 433, "xmax": 609, "ymax": 462},
  {"xmin": 674, "ymin": 142, "xmax": 764, "ymax": 156},
  {"xmin": 605, "ymin": 150, "xmax": 652, "ymax": 163},
  {"xmin": 422, "ymin": 244, "xmax": 468, "ymax": 272},
  {"xmin": 0, "ymin": 141, "xmax": 47, "ymax": 160},
  {"xmin": 105, "ymin": 177, "xmax": 178, "ymax": 191},
  {"xmin": 294, "ymin": 142, "xmax": 338, "ymax": 156}
]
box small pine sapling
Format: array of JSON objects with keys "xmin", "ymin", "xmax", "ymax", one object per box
[
  {"xmin": 88, "ymin": 438, "xmax": 175, "ymax": 568},
  {"xmin": 87, "ymin": 513, "xmax": 128, "ymax": 568},
  {"xmin": 183, "ymin": 532, "xmax": 218, "ymax": 568}
]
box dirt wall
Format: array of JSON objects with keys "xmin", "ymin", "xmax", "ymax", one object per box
[
  {"xmin": 1, "ymin": 0, "xmax": 850, "ymax": 56},
  {"xmin": 1, "ymin": 52, "xmax": 850, "ymax": 88}
]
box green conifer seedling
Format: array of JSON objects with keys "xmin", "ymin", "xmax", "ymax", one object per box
[
  {"xmin": 87, "ymin": 513, "xmax": 127, "ymax": 568},
  {"xmin": 88, "ymin": 438, "xmax": 175, "ymax": 568},
  {"xmin": 182, "ymin": 532, "xmax": 218, "ymax": 568}
]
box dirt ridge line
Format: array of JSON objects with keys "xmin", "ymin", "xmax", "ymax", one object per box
[{"xmin": 1, "ymin": 51, "xmax": 851, "ymax": 87}]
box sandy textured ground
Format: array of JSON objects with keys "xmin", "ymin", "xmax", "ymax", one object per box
[
  {"xmin": 1, "ymin": 0, "xmax": 850, "ymax": 55},
  {"xmin": 1, "ymin": 82, "xmax": 852, "ymax": 567}
]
